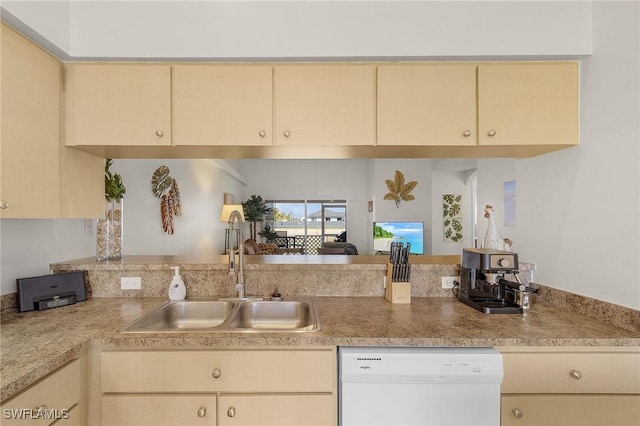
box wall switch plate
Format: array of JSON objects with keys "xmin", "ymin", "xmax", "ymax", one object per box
[
  {"xmin": 121, "ymin": 277, "xmax": 142, "ymax": 290},
  {"xmin": 84, "ymin": 219, "xmax": 95, "ymax": 236},
  {"xmin": 441, "ymin": 276, "xmax": 460, "ymax": 289}
]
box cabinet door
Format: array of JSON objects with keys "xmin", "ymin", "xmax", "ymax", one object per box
[
  {"xmin": 173, "ymin": 65, "xmax": 273, "ymax": 146},
  {"xmin": 65, "ymin": 64, "xmax": 171, "ymax": 146},
  {"xmin": 377, "ymin": 64, "xmax": 477, "ymax": 146},
  {"xmin": 102, "ymin": 395, "xmax": 216, "ymax": 426},
  {"xmin": 0, "ymin": 360, "xmax": 82, "ymax": 426},
  {"xmin": 478, "ymin": 63, "xmax": 579, "ymax": 146},
  {"xmin": 219, "ymin": 394, "xmax": 335, "ymax": 426},
  {"xmin": 1, "ymin": 23, "xmax": 61, "ymax": 217},
  {"xmin": 501, "ymin": 395, "xmax": 640, "ymax": 426},
  {"xmin": 0, "ymin": 23, "xmax": 103, "ymax": 219},
  {"xmin": 274, "ymin": 65, "xmax": 375, "ymax": 146}
]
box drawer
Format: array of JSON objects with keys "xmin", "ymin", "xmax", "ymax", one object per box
[
  {"xmin": 501, "ymin": 394, "xmax": 640, "ymax": 426},
  {"xmin": 501, "ymin": 351, "xmax": 640, "ymax": 394},
  {"xmin": 102, "ymin": 395, "xmax": 215, "ymax": 426},
  {"xmin": 101, "ymin": 349, "xmax": 335, "ymax": 393},
  {"xmin": 1, "ymin": 360, "xmax": 82, "ymax": 426},
  {"xmin": 219, "ymin": 394, "xmax": 335, "ymax": 426}
]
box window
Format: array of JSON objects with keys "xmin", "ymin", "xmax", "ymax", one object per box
[{"xmin": 265, "ymin": 200, "xmax": 347, "ymax": 254}]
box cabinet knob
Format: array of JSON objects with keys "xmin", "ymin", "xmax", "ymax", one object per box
[
  {"xmin": 155, "ymin": 129, "xmax": 164, "ymax": 137},
  {"xmin": 487, "ymin": 129, "xmax": 497, "ymax": 137},
  {"xmin": 569, "ymin": 369, "xmax": 583, "ymax": 380},
  {"xmin": 512, "ymin": 408, "xmax": 523, "ymax": 418},
  {"xmin": 212, "ymin": 368, "xmax": 222, "ymax": 379},
  {"xmin": 258, "ymin": 130, "xmax": 266, "ymax": 137},
  {"xmin": 197, "ymin": 407, "xmax": 207, "ymax": 418},
  {"xmin": 463, "ymin": 130, "xmax": 472, "ymax": 137},
  {"xmin": 283, "ymin": 130, "xmax": 291, "ymax": 138},
  {"xmin": 0, "ymin": 200, "xmax": 8, "ymax": 209},
  {"xmin": 227, "ymin": 406, "xmax": 236, "ymax": 418}
]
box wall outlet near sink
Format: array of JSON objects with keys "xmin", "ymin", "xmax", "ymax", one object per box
[
  {"xmin": 441, "ymin": 276, "xmax": 460, "ymax": 289},
  {"xmin": 121, "ymin": 277, "xmax": 142, "ymax": 290}
]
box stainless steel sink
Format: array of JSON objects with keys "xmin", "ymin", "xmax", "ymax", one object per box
[
  {"xmin": 122, "ymin": 300, "xmax": 237, "ymax": 331},
  {"xmin": 227, "ymin": 300, "xmax": 316, "ymax": 330},
  {"xmin": 120, "ymin": 297, "xmax": 320, "ymax": 333}
]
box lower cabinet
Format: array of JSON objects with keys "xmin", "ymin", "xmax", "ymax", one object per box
[
  {"xmin": 499, "ymin": 347, "xmax": 640, "ymax": 426},
  {"xmin": 0, "ymin": 359, "xmax": 84, "ymax": 426},
  {"xmin": 100, "ymin": 348, "xmax": 337, "ymax": 426}
]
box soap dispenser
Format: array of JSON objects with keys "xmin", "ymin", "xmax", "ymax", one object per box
[{"xmin": 168, "ymin": 266, "xmax": 186, "ymax": 300}]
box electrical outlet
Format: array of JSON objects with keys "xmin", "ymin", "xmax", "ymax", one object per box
[
  {"xmin": 441, "ymin": 276, "xmax": 460, "ymax": 289},
  {"xmin": 121, "ymin": 277, "xmax": 142, "ymax": 290},
  {"xmin": 84, "ymin": 219, "xmax": 95, "ymax": 236}
]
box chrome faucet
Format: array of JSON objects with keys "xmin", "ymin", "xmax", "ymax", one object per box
[{"xmin": 223, "ymin": 206, "xmax": 246, "ymax": 299}]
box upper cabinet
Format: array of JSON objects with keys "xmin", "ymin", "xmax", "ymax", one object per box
[
  {"xmin": 274, "ymin": 65, "xmax": 376, "ymax": 146},
  {"xmin": 1, "ymin": 24, "xmax": 103, "ymax": 219},
  {"xmin": 378, "ymin": 62, "xmax": 579, "ymax": 149},
  {"xmin": 173, "ymin": 65, "xmax": 273, "ymax": 146},
  {"xmin": 377, "ymin": 64, "xmax": 477, "ymax": 146},
  {"xmin": 60, "ymin": 58, "xmax": 578, "ymax": 157},
  {"xmin": 478, "ymin": 63, "xmax": 579, "ymax": 146},
  {"xmin": 65, "ymin": 64, "xmax": 172, "ymax": 146}
]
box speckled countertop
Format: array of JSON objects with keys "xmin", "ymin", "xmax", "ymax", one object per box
[{"xmin": 2, "ymin": 296, "xmax": 639, "ymax": 402}]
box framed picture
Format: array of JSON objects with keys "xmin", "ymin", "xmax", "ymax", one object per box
[{"xmin": 223, "ymin": 193, "xmax": 234, "ymax": 205}]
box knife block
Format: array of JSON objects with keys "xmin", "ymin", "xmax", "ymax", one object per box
[{"xmin": 385, "ymin": 263, "xmax": 411, "ymax": 304}]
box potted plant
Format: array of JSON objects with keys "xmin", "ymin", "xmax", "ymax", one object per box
[
  {"xmin": 97, "ymin": 159, "xmax": 126, "ymax": 260},
  {"xmin": 241, "ymin": 195, "xmax": 271, "ymax": 241}
]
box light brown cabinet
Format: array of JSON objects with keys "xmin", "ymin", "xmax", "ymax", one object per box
[
  {"xmin": 100, "ymin": 348, "xmax": 336, "ymax": 426},
  {"xmin": 478, "ymin": 63, "xmax": 579, "ymax": 147},
  {"xmin": 65, "ymin": 63, "xmax": 172, "ymax": 146},
  {"xmin": 378, "ymin": 62, "xmax": 579, "ymax": 149},
  {"xmin": 173, "ymin": 65, "xmax": 273, "ymax": 146},
  {"xmin": 0, "ymin": 359, "xmax": 84, "ymax": 426},
  {"xmin": 0, "ymin": 23, "xmax": 103, "ymax": 219},
  {"xmin": 377, "ymin": 64, "xmax": 477, "ymax": 146},
  {"xmin": 499, "ymin": 347, "xmax": 640, "ymax": 426},
  {"xmin": 274, "ymin": 65, "xmax": 376, "ymax": 146}
]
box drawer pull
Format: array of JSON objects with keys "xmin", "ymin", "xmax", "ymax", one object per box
[
  {"xmin": 197, "ymin": 407, "xmax": 207, "ymax": 418},
  {"xmin": 212, "ymin": 368, "xmax": 222, "ymax": 379},
  {"xmin": 258, "ymin": 130, "xmax": 266, "ymax": 137},
  {"xmin": 487, "ymin": 129, "xmax": 497, "ymax": 137},
  {"xmin": 283, "ymin": 130, "xmax": 291, "ymax": 138},
  {"xmin": 569, "ymin": 369, "xmax": 583, "ymax": 380},
  {"xmin": 512, "ymin": 408, "xmax": 523, "ymax": 418},
  {"xmin": 227, "ymin": 406, "xmax": 236, "ymax": 418},
  {"xmin": 463, "ymin": 130, "xmax": 472, "ymax": 137},
  {"xmin": 0, "ymin": 200, "xmax": 8, "ymax": 209},
  {"xmin": 155, "ymin": 129, "xmax": 164, "ymax": 137}
]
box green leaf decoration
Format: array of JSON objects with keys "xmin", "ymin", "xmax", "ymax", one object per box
[
  {"xmin": 443, "ymin": 193, "xmax": 463, "ymax": 243},
  {"xmin": 105, "ymin": 159, "xmax": 126, "ymax": 201}
]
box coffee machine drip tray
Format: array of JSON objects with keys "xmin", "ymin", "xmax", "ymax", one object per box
[{"xmin": 460, "ymin": 297, "xmax": 523, "ymax": 314}]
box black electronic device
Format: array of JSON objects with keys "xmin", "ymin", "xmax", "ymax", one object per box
[{"xmin": 16, "ymin": 271, "xmax": 87, "ymax": 312}]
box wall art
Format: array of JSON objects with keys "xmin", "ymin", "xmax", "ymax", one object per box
[{"xmin": 443, "ymin": 194, "xmax": 463, "ymax": 242}]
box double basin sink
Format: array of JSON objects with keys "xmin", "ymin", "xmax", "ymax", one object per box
[{"xmin": 121, "ymin": 297, "xmax": 320, "ymax": 333}]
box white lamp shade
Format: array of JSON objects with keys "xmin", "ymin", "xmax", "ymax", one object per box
[{"xmin": 220, "ymin": 204, "xmax": 245, "ymax": 222}]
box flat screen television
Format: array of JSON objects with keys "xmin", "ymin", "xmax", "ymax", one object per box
[{"xmin": 373, "ymin": 222, "xmax": 424, "ymax": 255}]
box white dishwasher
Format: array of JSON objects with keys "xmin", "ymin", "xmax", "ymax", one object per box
[{"xmin": 339, "ymin": 347, "xmax": 503, "ymax": 426}]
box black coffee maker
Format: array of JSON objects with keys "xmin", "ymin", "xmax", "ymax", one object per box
[{"xmin": 458, "ymin": 248, "xmax": 524, "ymax": 314}]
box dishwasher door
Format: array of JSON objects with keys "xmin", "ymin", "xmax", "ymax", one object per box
[{"xmin": 339, "ymin": 347, "xmax": 503, "ymax": 426}]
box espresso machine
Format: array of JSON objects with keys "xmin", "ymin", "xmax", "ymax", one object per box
[{"xmin": 458, "ymin": 248, "xmax": 531, "ymax": 314}]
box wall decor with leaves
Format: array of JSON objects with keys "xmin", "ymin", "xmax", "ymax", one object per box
[
  {"xmin": 151, "ymin": 165, "xmax": 182, "ymax": 235},
  {"xmin": 384, "ymin": 170, "xmax": 418, "ymax": 208},
  {"xmin": 443, "ymin": 194, "xmax": 463, "ymax": 242}
]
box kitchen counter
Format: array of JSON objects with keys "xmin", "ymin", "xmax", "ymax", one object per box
[{"xmin": 2, "ymin": 296, "xmax": 639, "ymax": 402}]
